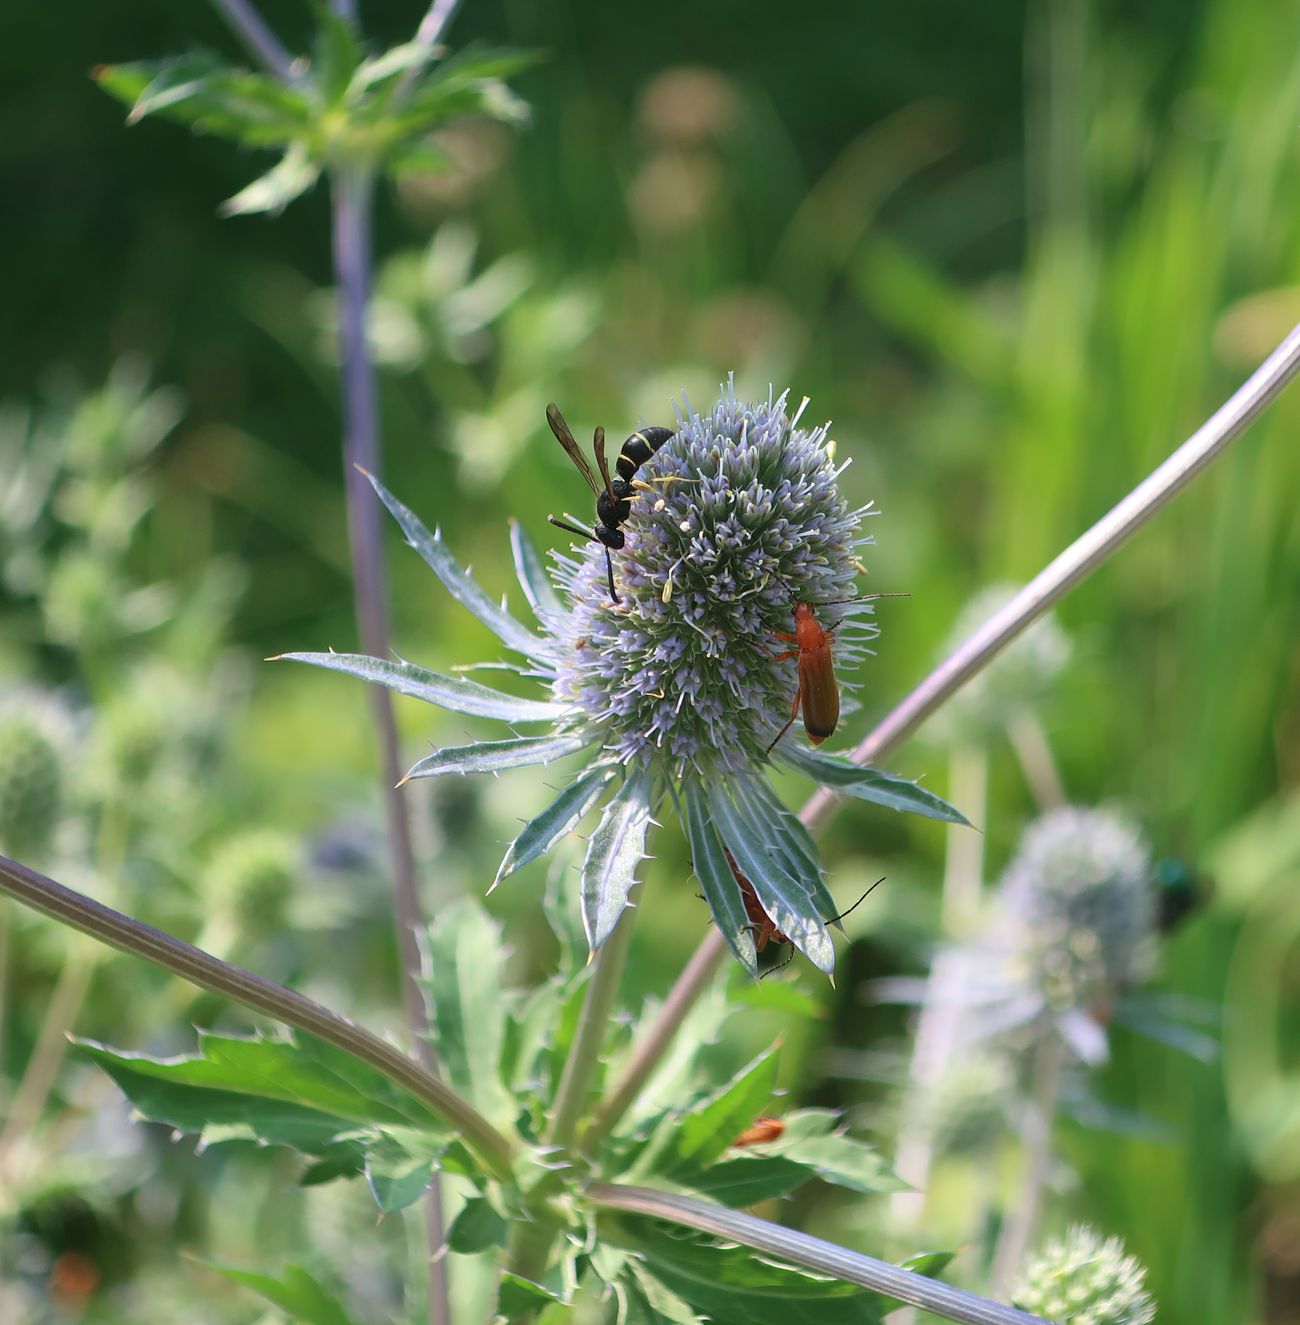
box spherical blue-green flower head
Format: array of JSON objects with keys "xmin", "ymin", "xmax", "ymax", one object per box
[{"xmin": 550, "ymin": 383, "xmax": 877, "ymax": 776}]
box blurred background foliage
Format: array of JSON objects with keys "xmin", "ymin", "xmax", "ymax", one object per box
[{"xmin": 3, "ymin": 0, "xmax": 1300, "ymax": 1321}]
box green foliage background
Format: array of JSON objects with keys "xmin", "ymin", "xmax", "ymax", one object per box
[{"xmin": 4, "ymin": 1, "xmax": 1300, "ymax": 1321}]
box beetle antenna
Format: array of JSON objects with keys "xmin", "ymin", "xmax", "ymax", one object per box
[{"xmin": 825, "ymin": 876, "xmax": 886, "ymax": 926}]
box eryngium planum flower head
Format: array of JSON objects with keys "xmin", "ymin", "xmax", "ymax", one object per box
[
  {"xmin": 1000, "ymin": 806, "xmax": 1156, "ymax": 1015},
  {"xmin": 1012, "ymin": 1225, "xmax": 1156, "ymax": 1325},
  {"xmin": 548, "ymin": 381, "xmax": 873, "ymax": 775},
  {"xmin": 284, "ymin": 380, "xmax": 967, "ymax": 974}
]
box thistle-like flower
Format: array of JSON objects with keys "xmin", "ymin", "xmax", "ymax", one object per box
[
  {"xmin": 1012, "ymin": 1225, "xmax": 1156, "ymax": 1325},
  {"xmin": 285, "ymin": 381, "xmax": 965, "ymax": 975},
  {"xmin": 941, "ymin": 807, "xmax": 1162, "ymax": 1065}
]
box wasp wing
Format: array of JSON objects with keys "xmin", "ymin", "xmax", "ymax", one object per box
[{"xmin": 546, "ymin": 403, "xmax": 602, "ymax": 496}]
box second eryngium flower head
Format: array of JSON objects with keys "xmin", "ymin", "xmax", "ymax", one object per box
[{"xmin": 284, "ymin": 381, "xmax": 966, "ymax": 975}]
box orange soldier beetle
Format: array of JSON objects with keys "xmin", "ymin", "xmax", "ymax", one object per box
[
  {"xmin": 764, "ymin": 593, "xmax": 906, "ymax": 756},
  {"xmin": 733, "ymin": 1116, "xmax": 786, "ymax": 1147},
  {"xmin": 724, "ymin": 847, "xmax": 884, "ymax": 974}
]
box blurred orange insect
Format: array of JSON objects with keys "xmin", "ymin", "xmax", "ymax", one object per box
[
  {"xmin": 733, "ymin": 1115, "xmax": 786, "ymax": 1147},
  {"xmin": 723, "ymin": 848, "xmax": 884, "ymax": 973}
]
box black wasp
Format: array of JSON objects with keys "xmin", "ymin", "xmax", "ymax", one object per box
[{"xmin": 545, "ymin": 403, "xmax": 675, "ymax": 603}]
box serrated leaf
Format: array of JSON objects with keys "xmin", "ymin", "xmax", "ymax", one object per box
[
  {"xmin": 494, "ymin": 765, "xmax": 616, "ymax": 889},
  {"xmin": 581, "ymin": 769, "xmax": 654, "ymax": 949},
  {"xmin": 364, "ymin": 470, "xmax": 543, "ymax": 658},
  {"xmin": 404, "ymin": 732, "xmax": 588, "ymax": 779},
  {"xmin": 510, "ymin": 518, "xmax": 563, "ymax": 621},
  {"xmin": 773, "ymin": 1110, "xmax": 903, "ymax": 1195},
  {"xmin": 609, "ymin": 1220, "xmax": 882, "ymax": 1325},
  {"xmin": 706, "ymin": 781, "xmax": 834, "ymax": 973},
  {"xmin": 778, "ymin": 745, "xmax": 969, "ymax": 825},
  {"xmin": 76, "ymin": 1033, "xmax": 447, "ymax": 1153},
  {"xmin": 447, "ymin": 1195, "xmax": 509, "ymax": 1254},
  {"xmin": 221, "ymin": 143, "xmax": 321, "ymax": 217},
  {"xmin": 279, "ymin": 650, "xmax": 563, "ymax": 723},
  {"xmin": 665, "ymin": 1051, "xmax": 780, "ymax": 1174},
  {"xmin": 420, "ymin": 901, "xmax": 514, "ymax": 1128},
  {"xmin": 198, "ymin": 1260, "xmax": 356, "ymax": 1325},
  {"xmin": 685, "ymin": 780, "xmax": 758, "ymax": 977}
]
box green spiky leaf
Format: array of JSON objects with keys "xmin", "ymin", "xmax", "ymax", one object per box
[
  {"xmin": 581, "ymin": 769, "xmax": 654, "ymax": 949},
  {"xmin": 404, "ymin": 732, "xmax": 588, "ymax": 779},
  {"xmin": 278, "ymin": 650, "xmax": 563, "ymax": 723},
  {"xmin": 494, "ymin": 764, "xmax": 617, "ymax": 888},
  {"xmin": 779, "ymin": 745, "xmax": 969, "ymax": 825}
]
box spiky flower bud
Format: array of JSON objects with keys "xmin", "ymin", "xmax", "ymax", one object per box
[
  {"xmin": 1012, "ymin": 1225, "xmax": 1155, "ymax": 1325},
  {"xmin": 549, "ymin": 382, "xmax": 872, "ymax": 775},
  {"xmin": 0, "ymin": 690, "xmax": 73, "ymax": 860},
  {"xmin": 933, "ymin": 583, "xmax": 1070, "ymax": 744},
  {"xmin": 204, "ymin": 830, "xmax": 301, "ymax": 937},
  {"xmin": 999, "ymin": 807, "xmax": 1156, "ymax": 1016}
]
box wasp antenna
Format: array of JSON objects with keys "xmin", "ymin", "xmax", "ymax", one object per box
[{"xmin": 549, "ymin": 514, "xmax": 600, "ymax": 544}]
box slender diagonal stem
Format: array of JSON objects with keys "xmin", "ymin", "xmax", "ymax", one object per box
[
  {"xmin": 331, "ymin": 166, "xmax": 451, "ymax": 1325},
  {"xmin": 0, "ymin": 853, "xmax": 516, "ymax": 1181},
  {"xmin": 393, "ymin": 0, "xmax": 465, "ymax": 105},
  {"xmin": 591, "ymin": 320, "xmax": 1300, "ymax": 1148},
  {"xmin": 210, "ymin": 0, "xmax": 298, "ymax": 82},
  {"xmin": 588, "ymin": 1183, "xmax": 1048, "ymax": 1325},
  {"xmin": 801, "ymin": 319, "xmax": 1300, "ymax": 829},
  {"xmin": 546, "ymin": 904, "xmax": 638, "ymax": 1153}
]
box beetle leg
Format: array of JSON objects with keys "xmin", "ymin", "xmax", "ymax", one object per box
[{"xmin": 764, "ymin": 680, "xmax": 803, "ymax": 756}]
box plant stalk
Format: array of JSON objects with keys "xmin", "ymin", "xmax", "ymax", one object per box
[
  {"xmin": 210, "ymin": 0, "xmax": 298, "ymax": 82},
  {"xmin": 0, "ymin": 852, "xmax": 517, "ymax": 1184},
  {"xmin": 588, "ymin": 1182, "xmax": 1048, "ymax": 1325},
  {"xmin": 331, "ymin": 161, "xmax": 452, "ymax": 1325}
]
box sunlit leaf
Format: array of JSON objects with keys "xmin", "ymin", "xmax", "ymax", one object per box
[
  {"xmin": 581, "ymin": 769, "xmax": 653, "ymax": 949},
  {"xmin": 778, "ymin": 745, "xmax": 969, "ymax": 825},
  {"xmin": 510, "ymin": 517, "xmax": 563, "ymax": 621},
  {"xmin": 278, "ymin": 650, "xmax": 562, "ymax": 722},
  {"xmin": 220, "ymin": 143, "xmax": 321, "ymax": 217},
  {"xmin": 493, "ymin": 764, "xmax": 617, "ymax": 889},
  {"xmin": 363, "ymin": 470, "xmax": 544, "ymax": 658},
  {"xmin": 404, "ymin": 732, "xmax": 588, "ymax": 779}
]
